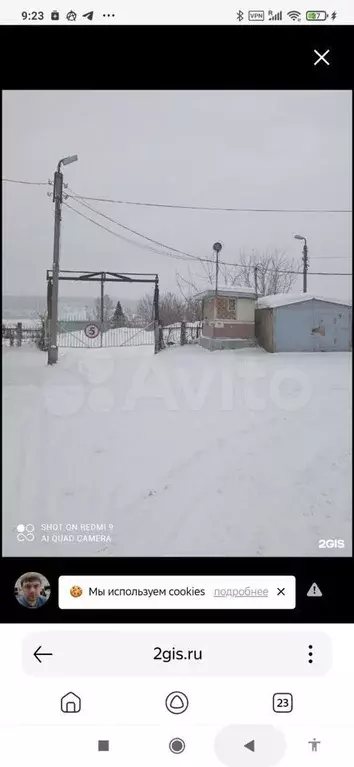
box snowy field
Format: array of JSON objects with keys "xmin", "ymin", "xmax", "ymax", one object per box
[{"xmin": 2, "ymin": 343, "xmax": 352, "ymax": 557}]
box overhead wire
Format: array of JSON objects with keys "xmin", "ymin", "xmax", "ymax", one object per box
[
  {"xmin": 60, "ymin": 191, "xmax": 352, "ymax": 215},
  {"xmin": 62, "ymin": 201, "xmax": 192, "ymax": 263},
  {"xmin": 66, "ymin": 189, "xmax": 202, "ymax": 262},
  {"xmin": 2, "ymin": 178, "xmax": 351, "ymax": 213},
  {"xmin": 64, "ymin": 199, "xmax": 351, "ymax": 276},
  {"xmin": 3, "ymin": 177, "xmax": 352, "ymax": 275},
  {"xmin": 2, "ymin": 177, "xmax": 49, "ymax": 186}
]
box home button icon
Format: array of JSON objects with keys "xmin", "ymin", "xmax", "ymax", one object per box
[{"xmin": 61, "ymin": 691, "xmax": 81, "ymax": 713}]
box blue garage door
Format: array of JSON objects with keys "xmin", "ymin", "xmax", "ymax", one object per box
[
  {"xmin": 275, "ymin": 303, "xmax": 315, "ymax": 351},
  {"xmin": 275, "ymin": 301, "xmax": 350, "ymax": 352},
  {"xmin": 312, "ymin": 303, "xmax": 350, "ymax": 351}
]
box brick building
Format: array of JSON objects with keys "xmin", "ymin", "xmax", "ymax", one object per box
[{"xmin": 196, "ymin": 286, "xmax": 257, "ymax": 350}]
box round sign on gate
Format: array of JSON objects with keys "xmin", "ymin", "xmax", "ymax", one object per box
[{"xmin": 84, "ymin": 323, "xmax": 100, "ymax": 339}]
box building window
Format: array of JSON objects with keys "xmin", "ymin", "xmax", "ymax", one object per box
[{"xmin": 228, "ymin": 298, "xmax": 236, "ymax": 313}]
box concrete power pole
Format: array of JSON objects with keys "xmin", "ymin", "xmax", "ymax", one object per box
[
  {"xmin": 302, "ymin": 240, "xmax": 309, "ymax": 293},
  {"xmin": 48, "ymin": 155, "xmax": 78, "ymax": 365},
  {"xmin": 48, "ymin": 169, "xmax": 63, "ymax": 365},
  {"xmin": 294, "ymin": 234, "xmax": 308, "ymax": 295}
]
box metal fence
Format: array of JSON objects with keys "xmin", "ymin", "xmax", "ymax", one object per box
[
  {"xmin": 161, "ymin": 322, "xmax": 202, "ymax": 347},
  {"xmin": 2, "ymin": 323, "xmax": 41, "ymax": 347},
  {"xmin": 2, "ymin": 320, "xmax": 202, "ymax": 350}
]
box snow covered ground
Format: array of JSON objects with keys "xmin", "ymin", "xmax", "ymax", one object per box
[{"xmin": 2, "ymin": 343, "xmax": 352, "ymax": 557}]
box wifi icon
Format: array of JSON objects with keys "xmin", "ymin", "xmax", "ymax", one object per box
[{"xmin": 288, "ymin": 10, "xmax": 301, "ymax": 20}]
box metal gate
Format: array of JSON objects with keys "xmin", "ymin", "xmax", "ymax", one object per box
[
  {"xmin": 57, "ymin": 321, "xmax": 155, "ymax": 348},
  {"xmin": 47, "ymin": 270, "xmax": 161, "ymax": 355}
]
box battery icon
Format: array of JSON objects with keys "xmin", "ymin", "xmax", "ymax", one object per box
[{"xmin": 306, "ymin": 10, "xmax": 328, "ymax": 20}]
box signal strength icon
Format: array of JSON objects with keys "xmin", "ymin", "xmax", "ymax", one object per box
[
  {"xmin": 288, "ymin": 9, "xmax": 301, "ymax": 20},
  {"xmin": 268, "ymin": 9, "xmax": 282, "ymax": 20}
]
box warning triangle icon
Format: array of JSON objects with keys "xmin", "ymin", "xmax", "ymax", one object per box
[{"xmin": 307, "ymin": 583, "xmax": 322, "ymax": 597}]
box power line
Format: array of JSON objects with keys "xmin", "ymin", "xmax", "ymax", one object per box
[
  {"xmin": 2, "ymin": 177, "xmax": 49, "ymax": 187},
  {"xmin": 66, "ymin": 193, "xmax": 353, "ymax": 276},
  {"xmin": 63, "ymin": 200, "xmax": 351, "ymax": 276},
  {"xmin": 2, "ymin": 178, "xmax": 351, "ymax": 213},
  {"xmin": 62, "ymin": 201, "xmax": 191, "ymax": 262},
  {"xmin": 62, "ymin": 192, "xmax": 352, "ymax": 214},
  {"xmin": 66, "ymin": 190, "xmax": 203, "ymax": 263},
  {"xmin": 307, "ymin": 271, "xmax": 352, "ymax": 276},
  {"xmin": 3, "ymin": 178, "xmax": 351, "ymax": 275}
]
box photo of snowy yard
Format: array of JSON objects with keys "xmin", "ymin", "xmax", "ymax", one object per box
[
  {"xmin": 2, "ymin": 343, "xmax": 351, "ymax": 557},
  {"xmin": 3, "ymin": 88, "xmax": 351, "ymax": 558}
]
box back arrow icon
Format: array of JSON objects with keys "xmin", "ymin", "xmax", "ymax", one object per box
[{"xmin": 34, "ymin": 646, "xmax": 53, "ymax": 663}]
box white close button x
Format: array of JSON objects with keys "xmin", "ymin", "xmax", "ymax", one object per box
[{"xmin": 314, "ymin": 49, "xmax": 330, "ymax": 66}]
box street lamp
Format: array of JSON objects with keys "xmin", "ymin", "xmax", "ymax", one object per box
[
  {"xmin": 212, "ymin": 241, "xmax": 223, "ymax": 296},
  {"xmin": 60, "ymin": 155, "xmax": 78, "ymax": 167},
  {"xmin": 48, "ymin": 154, "xmax": 78, "ymax": 365},
  {"xmin": 294, "ymin": 234, "xmax": 309, "ymax": 293}
]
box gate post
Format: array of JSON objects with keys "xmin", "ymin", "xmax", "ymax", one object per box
[
  {"xmin": 16, "ymin": 322, "xmax": 23, "ymax": 347},
  {"xmin": 100, "ymin": 272, "xmax": 104, "ymax": 348},
  {"xmin": 46, "ymin": 277, "xmax": 53, "ymax": 352},
  {"xmin": 153, "ymin": 275, "xmax": 162, "ymax": 353}
]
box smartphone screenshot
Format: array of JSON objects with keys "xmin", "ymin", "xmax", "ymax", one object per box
[
  {"xmin": 1, "ymin": 4, "xmax": 353, "ymax": 766},
  {"xmin": 0, "ymin": 622, "xmax": 353, "ymax": 765}
]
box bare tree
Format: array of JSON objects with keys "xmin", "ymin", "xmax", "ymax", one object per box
[
  {"xmin": 86, "ymin": 294, "xmax": 115, "ymax": 322},
  {"xmin": 176, "ymin": 257, "xmax": 239, "ymax": 303},
  {"xmin": 137, "ymin": 290, "xmax": 189, "ymax": 326},
  {"xmin": 176, "ymin": 249, "xmax": 300, "ymax": 299},
  {"xmin": 234, "ymin": 250, "xmax": 300, "ymax": 295},
  {"xmin": 136, "ymin": 293, "xmax": 154, "ymax": 325}
]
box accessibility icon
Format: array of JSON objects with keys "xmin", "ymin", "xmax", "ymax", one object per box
[{"xmin": 307, "ymin": 583, "xmax": 322, "ymax": 597}]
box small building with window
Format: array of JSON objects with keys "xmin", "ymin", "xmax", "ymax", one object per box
[
  {"xmin": 255, "ymin": 292, "xmax": 352, "ymax": 352},
  {"xmin": 196, "ymin": 286, "xmax": 257, "ymax": 350}
]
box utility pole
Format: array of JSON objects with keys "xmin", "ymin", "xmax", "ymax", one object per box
[
  {"xmin": 294, "ymin": 234, "xmax": 308, "ymax": 294},
  {"xmin": 213, "ymin": 242, "xmax": 223, "ymax": 296},
  {"xmin": 48, "ymin": 155, "xmax": 78, "ymax": 365},
  {"xmin": 100, "ymin": 272, "xmax": 104, "ymax": 348},
  {"xmin": 302, "ymin": 239, "xmax": 309, "ymax": 293},
  {"xmin": 254, "ymin": 265, "xmax": 258, "ymax": 297},
  {"xmin": 48, "ymin": 168, "xmax": 62, "ymax": 364}
]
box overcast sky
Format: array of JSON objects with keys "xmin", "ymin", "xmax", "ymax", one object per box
[{"xmin": 2, "ymin": 90, "xmax": 352, "ymax": 302}]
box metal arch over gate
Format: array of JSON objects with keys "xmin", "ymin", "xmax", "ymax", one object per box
[{"xmin": 46, "ymin": 269, "xmax": 161, "ymax": 352}]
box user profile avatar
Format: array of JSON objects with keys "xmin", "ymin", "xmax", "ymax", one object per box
[{"xmin": 15, "ymin": 572, "xmax": 50, "ymax": 609}]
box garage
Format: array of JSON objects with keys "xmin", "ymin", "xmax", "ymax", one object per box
[{"xmin": 255, "ymin": 293, "xmax": 352, "ymax": 352}]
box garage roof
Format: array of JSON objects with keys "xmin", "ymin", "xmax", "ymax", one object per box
[{"xmin": 256, "ymin": 292, "xmax": 352, "ymax": 310}]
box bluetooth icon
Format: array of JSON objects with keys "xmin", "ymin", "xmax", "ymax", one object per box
[{"xmin": 237, "ymin": 10, "xmax": 244, "ymax": 21}]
